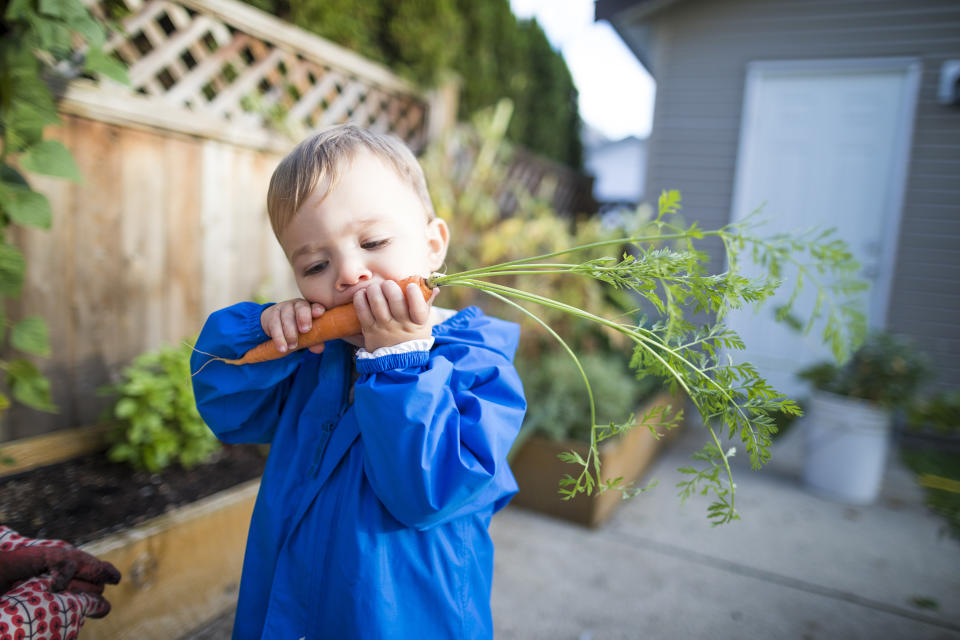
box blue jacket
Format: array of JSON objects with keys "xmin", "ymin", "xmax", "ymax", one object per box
[{"xmin": 191, "ymin": 304, "xmax": 526, "ymax": 640}]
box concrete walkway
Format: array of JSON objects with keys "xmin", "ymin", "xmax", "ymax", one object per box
[
  {"xmin": 490, "ymin": 425, "xmax": 960, "ymax": 639},
  {"xmin": 183, "ymin": 424, "xmax": 960, "ymax": 639}
]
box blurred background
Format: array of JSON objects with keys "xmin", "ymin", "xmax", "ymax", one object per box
[{"xmin": 0, "ymin": 0, "xmax": 958, "ymax": 638}]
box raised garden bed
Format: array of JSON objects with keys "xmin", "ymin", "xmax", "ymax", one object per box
[
  {"xmin": 0, "ymin": 444, "xmax": 265, "ymax": 545},
  {"xmin": 0, "ymin": 435, "xmax": 266, "ymax": 639}
]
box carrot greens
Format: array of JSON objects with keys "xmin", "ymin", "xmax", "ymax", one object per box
[{"xmin": 427, "ymin": 190, "xmax": 866, "ymax": 525}]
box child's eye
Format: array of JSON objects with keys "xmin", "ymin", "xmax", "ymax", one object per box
[
  {"xmin": 304, "ymin": 261, "xmax": 327, "ymax": 276},
  {"xmin": 361, "ymin": 239, "xmax": 389, "ymax": 250}
]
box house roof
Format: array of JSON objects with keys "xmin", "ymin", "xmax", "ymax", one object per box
[
  {"xmin": 594, "ymin": 0, "xmax": 689, "ymax": 76},
  {"xmin": 594, "ymin": 0, "xmax": 685, "ymax": 23}
]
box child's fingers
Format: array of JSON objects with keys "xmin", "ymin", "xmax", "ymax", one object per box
[
  {"xmin": 294, "ymin": 300, "xmax": 314, "ymax": 333},
  {"xmin": 354, "ymin": 289, "xmax": 374, "ymax": 327},
  {"xmin": 262, "ymin": 309, "xmax": 288, "ymax": 353},
  {"xmin": 278, "ymin": 304, "xmax": 300, "ymax": 350},
  {"xmin": 306, "ymin": 304, "xmax": 326, "ymax": 354},
  {"xmin": 406, "ymin": 282, "xmax": 430, "ymax": 325},
  {"xmin": 382, "ymin": 280, "xmax": 410, "ymax": 322},
  {"xmin": 364, "ymin": 283, "xmax": 392, "ymax": 323}
]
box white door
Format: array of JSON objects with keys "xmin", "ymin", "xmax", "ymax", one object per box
[{"xmin": 726, "ymin": 58, "xmax": 920, "ymax": 398}]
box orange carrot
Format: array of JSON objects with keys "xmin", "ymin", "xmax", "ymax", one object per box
[{"xmin": 220, "ymin": 276, "xmax": 434, "ymax": 365}]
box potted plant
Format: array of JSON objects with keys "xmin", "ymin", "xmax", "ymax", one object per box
[
  {"xmin": 509, "ymin": 349, "xmax": 682, "ymax": 527},
  {"xmin": 797, "ymin": 332, "xmax": 930, "ymax": 504}
]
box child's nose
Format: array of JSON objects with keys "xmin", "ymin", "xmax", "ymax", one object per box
[{"xmin": 335, "ymin": 257, "xmax": 372, "ymax": 291}]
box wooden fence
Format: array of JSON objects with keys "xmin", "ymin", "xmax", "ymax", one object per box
[{"xmin": 504, "ymin": 148, "xmax": 596, "ymax": 217}]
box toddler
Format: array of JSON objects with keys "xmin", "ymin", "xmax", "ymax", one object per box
[{"xmin": 191, "ymin": 124, "xmax": 527, "ymax": 639}]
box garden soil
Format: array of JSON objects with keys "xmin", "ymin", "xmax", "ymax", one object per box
[{"xmin": 0, "ymin": 445, "xmax": 266, "ymax": 545}]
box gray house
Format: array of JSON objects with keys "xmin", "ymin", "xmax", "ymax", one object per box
[
  {"xmin": 583, "ymin": 125, "xmax": 648, "ymax": 208},
  {"xmin": 596, "ymin": 0, "xmax": 960, "ymax": 393}
]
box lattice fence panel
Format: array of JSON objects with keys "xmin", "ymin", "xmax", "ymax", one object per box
[{"xmin": 85, "ymin": 0, "xmax": 429, "ymax": 149}]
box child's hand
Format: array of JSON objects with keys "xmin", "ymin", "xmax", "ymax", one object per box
[
  {"xmin": 354, "ymin": 280, "xmax": 439, "ymax": 352},
  {"xmin": 261, "ymin": 298, "xmax": 327, "ymax": 355}
]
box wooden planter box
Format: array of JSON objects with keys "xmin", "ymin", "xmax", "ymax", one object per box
[
  {"xmin": 509, "ymin": 391, "xmax": 682, "ymax": 527},
  {"xmin": 0, "ymin": 427, "xmax": 257, "ymax": 640},
  {"xmin": 79, "ymin": 479, "xmax": 258, "ymax": 640}
]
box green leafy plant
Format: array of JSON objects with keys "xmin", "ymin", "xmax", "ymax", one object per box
[
  {"xmin": 516, "ymin": 351, "xmax": 661, "ymax": 444},
  {"xmin": 797, "ymin": 332, "xmax": 930, "ymax": 409},
  {"xmin": 906, "ymin": 389, "xmax": 960, "ymax": 436},
  {"xmin": 422, "ymin": 99, "xmax": 634, "ymax": 356},
  {"xmin": 901, "ymin": 449, "xmax": 960, "ymax": 540},
  {"xmin": 101, "ymin": 341, "xmax": 220, "ymax": 472},
  {"xmin": 0, "ymin": 0, "xmax": 128, "ymax": 417}
]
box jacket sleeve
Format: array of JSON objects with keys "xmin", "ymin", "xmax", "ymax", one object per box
[
  {"xmin": 353, "ymin": 344, "xmax": 526, "ymax": 530},
  {"xmin": 191, "ymin": 302, "xmax": 305, "ymax": 445}
]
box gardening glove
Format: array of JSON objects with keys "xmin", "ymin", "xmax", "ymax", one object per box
[
  {"xmin": 0, "ymin": 526, "xmax": 121, "ymax": 596},
  {"xmin": 0, "ymin": 574, "xmax": 111, "ymax": 640}
]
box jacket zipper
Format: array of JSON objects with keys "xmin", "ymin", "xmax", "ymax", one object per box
[{"xmin": 309, "ymin": 350, "xmax": 356, "ymax": 475}]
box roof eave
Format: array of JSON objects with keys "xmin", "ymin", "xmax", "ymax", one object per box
[
  {"xmin": 595, "ymin": 0, "xmax": 683, "ymax": 23},
  {"xmin": 595, "ymin": 0, "xmax": 684, "ymax": 77}
]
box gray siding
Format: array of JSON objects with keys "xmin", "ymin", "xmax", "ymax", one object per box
[{"xmin": 635, "ymin": 0, "xmax": 960, "ymax": 388}]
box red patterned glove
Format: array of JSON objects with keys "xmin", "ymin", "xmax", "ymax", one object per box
[
  {"xmin": 0, "ymin": 527, "xmax": 121, "ymax": 595},
  {"xmin": 0, "ymin": 527, "xmax": 121, "ymax": 640},
  {"xmin": 0, "ymin": 575, "xmax": 111, "ymax": 640}
]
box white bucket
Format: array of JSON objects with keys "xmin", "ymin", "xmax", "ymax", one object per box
[{"xmin": 803, "ymin": 391, "xmax": 892, "ymax": 505}]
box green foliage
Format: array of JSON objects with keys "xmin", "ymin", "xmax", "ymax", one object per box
[
  {"xmin": 421, "ymin": 99, "xmax": 632, "ymax": 355},
  {"xmin": 0, "ymin": 0, "xmax": 128, "ymax": 417},
  {"xmin": 102, "ymin": 341, "xmax": 220, "ymax": 473},
  {"xmin": 451, "ymin": 2, "xmax": 582, "ymax": 168},
  {"xmin": 516, "ymin": 351, "xmax": 658, "ymax": 443},
  {"xmin": 287, "ymin": 0, "xmax": 384, "ymax": 63},
  {"xmin": 505, "ymin": 18, "xmax": 581, "ymax": 168},
  {"xmin": 382, "ymin": 0, "xmax": 463, "ymax": 85},
  {"xmin": 901, "ymin": 449, "xmax": 960, "ymax": 540},
  {"xmin": 906, "ymin": 389, "xmax": 960, "ymax": 435},
  {"xmin": 797, "ymin": 332, "xmax": 930, "ymax": 408},
  {"xmin": 248, "ymin": 0, "xmax": 462, "ymax": 87}
]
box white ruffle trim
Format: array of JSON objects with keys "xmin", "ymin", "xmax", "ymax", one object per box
[{"xmin": 356, "ymin": 338, "xmax": 435, "ymax": 360}]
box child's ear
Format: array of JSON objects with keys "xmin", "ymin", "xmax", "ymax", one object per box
[{"xmin": 425, "ymin": 218, "xmax": 449, "ymax": 272}]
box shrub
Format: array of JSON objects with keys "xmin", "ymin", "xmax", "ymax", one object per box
[
  {"xmin": 797, "ymin": 332, "xmax": 930, "ymax": 408},
  {"xmin": 516, "ymin": 351, "xmax": 659, "ymax": 443},
  {"xmin": 101, "ymin": 341, "xmax": 220, "ymax": 472},
  {"xmin": 907, "ymin": 389, "xmax": 960, "ymax": 435},
  {"xmin": 420, "ymin": 100, "xmax": 641, "ymax": 358}
]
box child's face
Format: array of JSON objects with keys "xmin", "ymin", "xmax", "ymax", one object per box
[{"xmin": 279, "ymin": 149, "xmax": 449, "ymax": 310}]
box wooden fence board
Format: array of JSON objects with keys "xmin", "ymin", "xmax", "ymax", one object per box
[
  {"xmin": 121, "ymin": 126, "xmax": 169, "ymax": 358},
  {"xmin": 69, "ymin": 118, "xmax": 127, "ymax": 428},
  {"xmin": 164, "ymin": 135, "xmax": 204, "ymax": 342}
]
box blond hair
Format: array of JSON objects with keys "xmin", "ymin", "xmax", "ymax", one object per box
[{"xmin": 266, "ymin": 124, "xmax": 435, "ymax": 238}]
